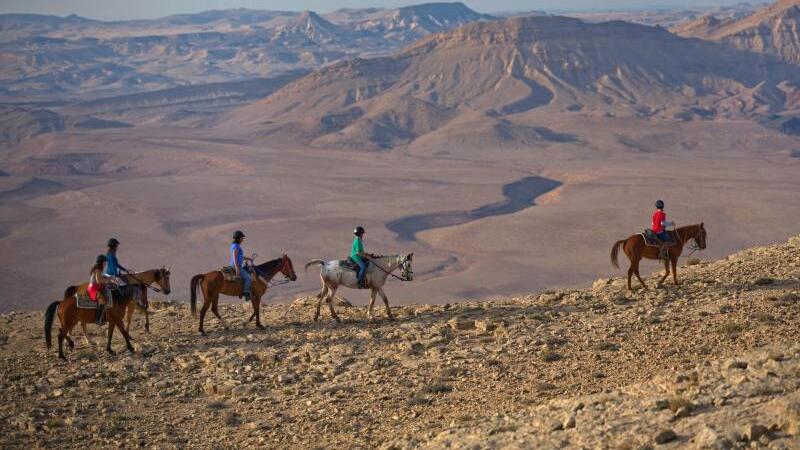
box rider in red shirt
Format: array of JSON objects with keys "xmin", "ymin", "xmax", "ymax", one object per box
[{"xmin": 652, "ymin": 200, "xmax": 674, "ymax": 259}]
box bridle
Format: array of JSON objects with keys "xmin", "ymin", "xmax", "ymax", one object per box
[
  {"xmin": 254, "ymin": 256, "xmax": 295, "ymax": 287},
  {"xmin": 675, "ymin": 225, "xmax": 705, "ymax": 258},
  {"xmin": 123, "ymin": 268, "xmax": 169, "ymax": 294},
  {"xmin": 369, "ymin": 256, "xmax": 413, "ymax": 282}
]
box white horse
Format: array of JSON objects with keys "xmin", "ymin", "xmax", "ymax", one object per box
[{"xmin": 305, "ymin": 254, "xmax": 413, "ymax": 322}]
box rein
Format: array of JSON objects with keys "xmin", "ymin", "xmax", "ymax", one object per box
[
  {"xmin": 674, "ymin": 226, "xmax": 703, "ymax": 259},
  {"xmin": 254, "ymin": 257, "xmax": 294, "ymax": 287},
  {"xmin": 123, "ymin": 269, "xmax": 162, "ymax": 293},
  {"xmin": 368, "ymin": 257, "xmax": 410, "ymax": 282}
]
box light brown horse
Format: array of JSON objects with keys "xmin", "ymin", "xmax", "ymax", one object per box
[
  {"xmin": 44, "ymin": 268, "xmax": 171, "ymax": 359},
  {"xmin": 611, "ymin": 223, "xmax": 707, "ymax": 291},
  {"xmin": 190, "ymin": 255, "xmax": 297, "ymax": 335}
]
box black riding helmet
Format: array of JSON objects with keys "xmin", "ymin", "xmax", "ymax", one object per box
[
  {"xmin": 96, "ymin": 254, "xmax": 107, "ymax": 264},
  {"xmin": 233, "ymin": 230, "xmax": 245, "ymax": 241},
  {"xmin": 108, "ymin": 238, "xmax": 120, "ymax": 248},
  {"xmin": 354, "ymin": 226, "xmax": 365, "ymax": 237},
  {"xmin": 655, "ymin": 200, "xmax": 665, "ymax": 209}
]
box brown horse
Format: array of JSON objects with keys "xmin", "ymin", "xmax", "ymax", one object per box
[
  {"xmin": 44, "ymin": 268, "xmax": 171, "ymax": 359},
  {"xmin": 190, "ymin": 255, "xmax": 297, "ymax": 335},
  {"xmin": 611, "ymin": 223, "xmax": 707, "ymax": 291}
]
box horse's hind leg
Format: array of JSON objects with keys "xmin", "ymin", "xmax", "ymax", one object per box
[
  {"xmin": 632, "ymin": 260, "xmax": 648, "ymax": 290},
  {"xmin": 211, "ymin": 298, "xmax": 229, "ymax": 330},
  {"xmin": 325, "ymin": 286, "xmax": 341, "ymax": 323},
  {"xmin": 114, "ymin": 316, "xmax": 135, "ymax": 354},
  {"xmin": 106, "ymin": 321, "xmax": 116, "ymax": 355},
  {"xmin": 57, "ymin": 328, "xmax": 66, "ymax": 359},
  {"xmin": 199, "ymin": 298, "xmax": 211, "ymax": 335},
  {"xmin": 125, "ymin": 304, "xmax": 134, "ymax": 333},
  {"xmin": 253, "ymin": 297, "xmax": 264, "ymax": 330},
  {"xmin": 378, "ymin": 288, "xmax": 395, "ymax": 321},
  {"xmin": 314, "ymin": 284, "xmax": 328, "ymax": 322}
]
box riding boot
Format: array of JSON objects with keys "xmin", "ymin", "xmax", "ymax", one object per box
[
  {"xmin": 659, "ymin": 245, "xmax": 669, "ymax": 260},
  {"xmin": 95, "ymin": 304, "xmax": 105, "ymax": 325}
]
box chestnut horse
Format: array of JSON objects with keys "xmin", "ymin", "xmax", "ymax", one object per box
[
  {"xmin": 44, "ymin": 268, "xmax": 171, "ymax": 359},
  {"xmin": 611, "ymin": 223, "xmax": 706, "ymax": 291},
  {"xmin": 190, "ymin": 255, "xmax": 297, "ymax": 335}
]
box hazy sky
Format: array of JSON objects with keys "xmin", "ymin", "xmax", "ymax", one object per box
[{"xmin": 0, "ymin": 0, "xmax": 757, "ymax": 21}]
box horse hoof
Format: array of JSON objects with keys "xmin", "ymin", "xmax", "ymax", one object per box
[
  {"xmin": 58, "ymin": 354, "xmax": 66, "ymax": 360},
  {"xmin": 256, "ymin": 324, "xmax": 265, "ymax": 330},
  {"xmin": 107, "ymin": 349, "xmax": 116, "ymax": 355}
]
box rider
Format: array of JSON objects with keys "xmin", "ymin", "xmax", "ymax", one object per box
[
  {"xmin": 89, "ymin": 254, "xmax": 109, "ymax": 325},
  {"xmin": 652, "ymin": 200, "xmax": 675, "ymax": 259},
  {"xmin": 103, "ymin": 237, "xmax": 128, "ymax": 291},
  {"xmin": 231, "ymin": 230, "xmax": 254, "ymax": 300},
  {"xmin": 351, "ymin": 226, "xmax": 369, "ymax": 288}
]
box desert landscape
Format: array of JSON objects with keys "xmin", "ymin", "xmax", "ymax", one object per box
[
  {"xmin": 1, "ymin": 1, "xmax": 799, "ymax": 312},
  {"xmin": 1, "ymin": 0, "xmax": 800, "ymax": 448}
]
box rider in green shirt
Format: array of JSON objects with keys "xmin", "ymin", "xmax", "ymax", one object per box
[{"xmin": 351, "ymin": 226, "xmax": 368, "ymax": 288}]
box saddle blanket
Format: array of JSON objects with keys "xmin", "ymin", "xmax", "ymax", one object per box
[
  {"xmin": 642, "ymin": 229, "xmax": 677, "ymax": 247},
  {"xmin": 220, "ymin": 266, "xmax": 242, "ymax": 282}
]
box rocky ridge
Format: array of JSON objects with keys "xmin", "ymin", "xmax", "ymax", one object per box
[{"xmin": 0, "ymin": 235, "xmax": 798, "ymax": 448}]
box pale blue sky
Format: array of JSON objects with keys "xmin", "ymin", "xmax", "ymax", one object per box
[{"xmin": 0, "ymin": 1, "xmax": 757, "ymax": 21}]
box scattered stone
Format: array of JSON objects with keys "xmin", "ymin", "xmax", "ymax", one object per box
[{"xmin": 655, "ymin": 429, "xmax": 678, "ymax": 444}]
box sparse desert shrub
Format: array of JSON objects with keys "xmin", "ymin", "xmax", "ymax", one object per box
[
  {"xmin": 594, "ymin": 341, "xmax": 618, "ymax": 352},
  {"xmin": 667, "ymin": 396, "xmax": 694, "ymax": 414},
  {"xmin": 753, "ymin": 277, "xmax": 775, "ymax": 286},
  {"xmin": 685, "ymin": 258, "xmax": 701, "ymax": 266},
  {"xmin": 752, "ymin": 312, "xmax": 775, "ymax": 324},
  {"xmin": 207, "ymin": 400, "xmax": 227, "ymax": 410},
  {"xmin": 421, "ymin": 381, "xmax": 452, "ymax": 394},
  {"xmin": 406, "ymin": 395, "xmax": 431, "ymax": 406},
  {"xmin": 540, "ymin": 350, "xmax": 562, "ymax": 362},
  {"xmin": 717, "ymin": 321, "xmax": 745, "ymax": 336},
  {"xmin": 224, "ymin": 411, "xmax": 240, "ymax": 426}
]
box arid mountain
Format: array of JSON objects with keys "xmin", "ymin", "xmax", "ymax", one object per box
[
  {"xmin": 674, "ymin": 0, "xmax": 800, "ymax": 65},
  {"xmin": 223, "ymin": 15, "xmax": 800, "ymax": 149},
  {"xmin": 0, "ymin": 106, "xmax": 130, "ymax": 147},
  {"xmin": 0, "ymin": 3, "xmax": 492, "ymax": 101},
  {"xmin": 565, "ymin": 3, "xmax": 761, "ymax": 28}
]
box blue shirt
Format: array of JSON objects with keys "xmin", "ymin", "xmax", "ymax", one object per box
[
  {"xmin": 105, "ymin": 251, "xmax": 121, "ymax": 276},
  {"xmin": 230, "ymin": 242, "xmax": 244, "ymax": 268}
]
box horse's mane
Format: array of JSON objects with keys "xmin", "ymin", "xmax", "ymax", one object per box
[{"xmin": 255, "ymin": 257, "xmax": 283, "ymax": 275}]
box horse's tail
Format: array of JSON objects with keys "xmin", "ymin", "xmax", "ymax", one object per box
[
  {"xmin": 190, "ymin": 274, "xmax": 204, "ymax": 318},
  {"xmin": 305, "ymin": 259, "xmax": 325, "ymax": 272},
  {"xmin": 44, "ymin": 301, "xmax": 60, "ymax": 349},
  {"xmin": 611, "ymin": 239, "xmax": 627, "ymax": 269}
]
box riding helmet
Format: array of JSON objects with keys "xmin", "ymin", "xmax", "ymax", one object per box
[
  {"xmin": 233, "ymin": 230, "xmax": 245, "ymax": 240},
  {"xmin": 96, "ymin": 254, "xmax": 107, "ymax": 264},
  {"xmin": 107, "ymin": 238, "xmax": 120, "ymax": 247},
  {"xmin": 655, "ymin": 200, "xmax": 665, "ymax": 209},
  {"xmin": 354, "ymin": 226, "xmax": 365, "ymax": 236}
]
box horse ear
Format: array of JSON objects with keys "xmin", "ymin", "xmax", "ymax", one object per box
[
  {"xmin": 407, "ymin": 253, "xmax": 413, "ymax": 260},
  {"xmin": 154, "ymin": 270, "xmax": 161, "ymax": 281},
  {"xmin": 700, "ymin": 222, "xmax": 704, "ymax": 228}
]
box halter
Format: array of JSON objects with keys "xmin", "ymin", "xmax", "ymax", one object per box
[
  {"xmin": 675, "ymin": 226, "xmax": 705, "ymax": 258},
  {"xmin": 254, "ymin": 256, "xmax": 294, "ymax": 287}
]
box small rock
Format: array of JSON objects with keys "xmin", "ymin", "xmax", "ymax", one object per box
[
  {"xmin": 726, "ymin": 360, "xmax": 748, "ymax": 370},
  {"xmin": 655, "ymin": 429, "xmax": 677, "ymax": 444},
  {"xmin": 741, "ymin": 424, "xmax": 768, "ymax": 442},
  {"xmin": 563, "ymin": 415, "xmax": 576, "ymax": 429},
  {"xmin": 448, "ymin": 318, "xmax": 474, "ymax": 331}
]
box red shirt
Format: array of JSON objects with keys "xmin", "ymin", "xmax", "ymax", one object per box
[{"xmin": 652, "ymin": 210, "xmax": 666, "ymax": 233}]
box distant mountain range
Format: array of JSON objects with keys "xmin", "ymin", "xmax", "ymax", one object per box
[
  {"xmin": 221, "ymin": 15, "xmax": 800, "ymax": 150},
  {"xmin": 0, "ymin": 2, "xmax": 494, "ymax": 100},
  {"xmin": 674, "ymin": 0, "xmax": 800, "ymax": 65}
]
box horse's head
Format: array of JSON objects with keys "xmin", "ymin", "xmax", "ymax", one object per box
[
  {"xmin": 695, "ymin": 222, "xmax": 707, "ymax": 250},
  {"xmin": 400, "ymin": 253, "xmax": 414, "ymax": 281},
  {"xmin": 153, "ymin": 267, "xmax": 172, "ymax": 295},
  {"xmin": 281, "ymin": 254, "xmax": 297, "ymax": 281}
]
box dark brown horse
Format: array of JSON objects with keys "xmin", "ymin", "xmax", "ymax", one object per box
[
  {"xmin": 44, "ymin": 268, "xmax": 171, "ymax": 359},
  {"xmin": 611, "ymin": 223, "xmax": 707, "ymax": 291},
  {"xmin": 190, "ymin": 255, "xmax": 297, "ymax": 335}
]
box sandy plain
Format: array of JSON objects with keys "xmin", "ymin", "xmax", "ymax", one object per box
[{"xmin": 1, "ymin": 111, "xmax": 799, "ymax": 313}]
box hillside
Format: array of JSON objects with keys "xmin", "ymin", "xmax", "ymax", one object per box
[
  {"xmin": 222, "ymin": 15, "xmax": 800, "ymax": 149},
  {"xmin": 1, "ymin": 235, "xmax": 799, "ymax": 448},
  {"xmin": 674, "ymin": 0, "xmax": 800, "ymax": 65}
]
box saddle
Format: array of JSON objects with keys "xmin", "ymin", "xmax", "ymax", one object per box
[
  {"xmin": 220, "ymin": 265, "xmax": 241, "ymax": 282},
  {"xmin": 341, "ymin": 258, "xmax": 360, "ymax": 272},
  {"xmin": 642, "ymin": 229, "xmax": 676, "ymax": 247},
  {"xmin": 75, "ymin": 286, "xmax": 134, "ymax": 309}
]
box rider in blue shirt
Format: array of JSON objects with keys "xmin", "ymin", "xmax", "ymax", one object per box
[
  {"xmin": 104, "ymin": 238, "xmax": 127, "ymax": 286},
  {"xmin": 231, "ymin": 230, "xmax": 254, "ymax": 300}
]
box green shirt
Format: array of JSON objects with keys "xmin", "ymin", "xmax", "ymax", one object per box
[{"xmin": 351, "ymin": 237, "xmax": 364, "ymax": 262}]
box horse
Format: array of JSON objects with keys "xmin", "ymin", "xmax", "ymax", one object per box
[
  {"xmin": 611, "ymin": 223, "xmax": 707, "ymax": 291},
  {"xmin": 305, "ymin": 254, "xmax": 413, "ymax": 322},
  {"xmin": 190, "ymin": 255, "xmax": 297, "ymax": 335},
  {"xmin": 44, "ymin": 268, "xmax": 172, "ymax": 359}
]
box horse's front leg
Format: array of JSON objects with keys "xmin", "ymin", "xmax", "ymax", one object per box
[
  {"xmin": 657, "ymin": 259, "xmax": 670, "ymax": 287},
  {"xmin": 314, "ymin": 284, "xmax": 328, "ymax": 322},
  {"xmin": 113, "ymin": 315, "xmax": 135, "ymax": 354},
  {"xmin": 367, "ymin": 289, "xmax": 377, "ymax": 320},
  {"xmin": 80, "ymin": 322, "xmax": 95, "ymax": 347},
  {"xmin": 106, "ymin": 321, "xmax": 116, "ymax": 355},
  {"xmin": 378, "ymin": 288, "xmax": 394, "ymax": 321}
]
